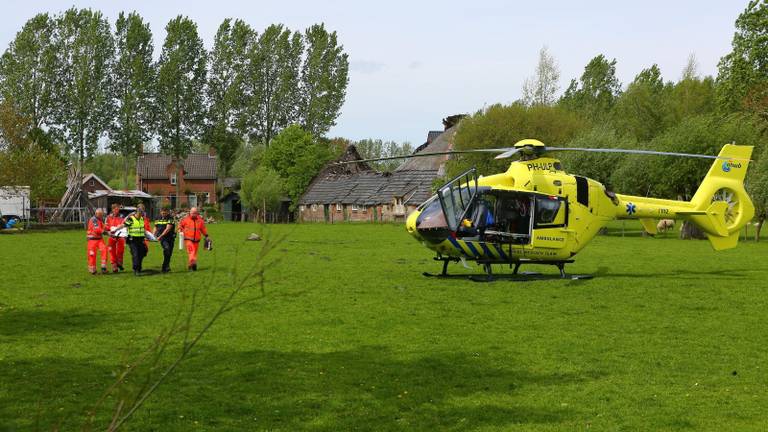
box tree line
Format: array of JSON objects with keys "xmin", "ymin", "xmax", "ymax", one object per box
[
  {"xmin": 0, "ymin": 8, "xmax": 349, "ymax": 202},
  {"xmin": 449, "ymin": 0, "xmax": 768, "ymax": 239}
]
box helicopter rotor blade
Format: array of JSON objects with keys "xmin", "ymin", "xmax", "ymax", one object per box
[
  {"xmin": 543, "ymin": 147, "xmax": 746, "ymax": 161},
  {"xmin": 333, "ymin": 144, "xmax": 751, "ymax": 165},
  {"xmin": 493, "ymin": 148, "xmax": 521, "ymax": 159},
  {"xmin": 333, "ymin": 148, "xmax": 512, "ymax": 165}
]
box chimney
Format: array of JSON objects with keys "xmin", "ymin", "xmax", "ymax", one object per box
[{"xmin": 442, "ymin": 114, "xmax": 467, "ymax": 130}]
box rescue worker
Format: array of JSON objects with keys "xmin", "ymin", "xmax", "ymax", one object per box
[
  {"xmin": 178, "ymin": 207, "xmax": 209, "ymax": 271},
  {"xmin": 86, "ymin": 208, "xmax": 108, "ymax": 275},
  {"xmin": 154, "ymin": 207, "xmax": 176, "ymax": 273},
  {"xmin": 137, "ymin": 203, "xmax": 152, "ymax": 255},
  {"xmin": 105, "ymin": 203, "xmax": 125, "ymax": 272},
  {"xmin": 120, "ymin": 207, "xmax": 149, "ymax": 276}
]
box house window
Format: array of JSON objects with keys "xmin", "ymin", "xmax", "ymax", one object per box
[
  {"xmin": 394, "ymin": 197, "xmax": 405, "ymax": 215},
  {"xmin": 202, "ymin": 192, "xmax": 210, "ymax": 204},
  {"xmin": 170, "ymin": 173, "xmax": 177, "ymax": 185},
  {"xmin": 336, "ymin": 203, "xmax": 342, "ymax": 212},
  {"xmin": 89, "ymin": 179, "xmax": 95, "ymax": 187},
  {"xmin": 299, "ymin": 205, "xmax": 305, "ymax": 212},
  {"xmin": 351, "ymin": 204, "xmax": 360, "ymax": 212},
  {"xmin": 311, "ymin": 204, "xmax": 317, "ymax": 211},
  {"xmin": 361, "ymin": 205, "xmax": 367, "ymax": 213}
]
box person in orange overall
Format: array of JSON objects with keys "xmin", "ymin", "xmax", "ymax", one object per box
[
  {"xmin": 86, "ymin": 208, "xmax": 108, "ymax": 275},
  {"xmin": 178, "ymin": 207, "xmax": 209, "ymax": 271},
  {"xmin": 105, "ymin": 203, "xmax": 125, "ymax": 272}
]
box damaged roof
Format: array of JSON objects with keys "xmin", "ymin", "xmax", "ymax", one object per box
[{"xmin": 299, "ymin": 130, "xmax": 453, "ymax": 206}]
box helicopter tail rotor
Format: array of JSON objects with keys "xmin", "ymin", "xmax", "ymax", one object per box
[{"xmin": 685, "ymin": 144, "xmax": 755, "ymax": 250}]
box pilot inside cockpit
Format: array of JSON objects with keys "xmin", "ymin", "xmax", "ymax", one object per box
[{"xmin": 458, "ymin": 197, "xmax": 495, "ymax": 238}]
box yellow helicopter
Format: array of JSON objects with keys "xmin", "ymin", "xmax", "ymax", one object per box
[{"xmin": 348, "ymin": 139, "xmax": 755, "ymax": 280}]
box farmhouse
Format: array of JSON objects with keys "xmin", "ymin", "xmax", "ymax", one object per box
[
  {"xmin": 136, "ymin": 150, "xmax": 218, "ymax": 208},
  {"xmin": 298, "ymin": 124, "xmax": 457, "ymax": 222}
]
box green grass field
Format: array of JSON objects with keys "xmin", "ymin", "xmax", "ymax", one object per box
[{"xmin": 2, "ymin": 223, "xmax": 768, "ymax": 431}]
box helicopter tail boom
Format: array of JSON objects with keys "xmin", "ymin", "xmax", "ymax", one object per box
[{"xmin": 615, "ymin": 144, "xmax": 754, "ymax": 250}]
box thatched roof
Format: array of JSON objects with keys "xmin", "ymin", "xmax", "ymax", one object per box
[{"xmin": 395, "ymin": 126, "xmax": 456, "ymax": 173}]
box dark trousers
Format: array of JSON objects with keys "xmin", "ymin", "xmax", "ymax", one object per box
[
  {"xmin": 160, "ymin": 238, "xmax": 174, "ymax": 271},
  {"xmin": 128, "ymin": 237, "xmax": 147, "ymax": 271}
]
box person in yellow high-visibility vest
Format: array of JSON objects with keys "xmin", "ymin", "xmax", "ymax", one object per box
[{"xmin": 115, "ymin": 209, "xmax": 149, "ymax": 276}]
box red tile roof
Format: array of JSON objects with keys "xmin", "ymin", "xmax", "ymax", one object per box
[{"xmin": 137, "ymin": 153, "xmax": 217, "ymax": 180}]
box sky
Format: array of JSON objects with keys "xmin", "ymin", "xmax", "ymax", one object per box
[{"xmin": 0, "ymin": 0, "xmax": 749, "ymax": 146}]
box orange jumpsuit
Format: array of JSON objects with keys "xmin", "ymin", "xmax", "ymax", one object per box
[
  {"xmin": 143, "ymin": 217, "xmax": 151, "ymax": 255},
  {"xmin": 86, "ymin": 216, "xmax": 108, "ymax": 273},
  {"xmin": 178, "ymin": 215, "xmax": 208, "ymax": 268},
  {"xmin": 105, "ymin": 213, "xmax": 125, "ymax": 271}
]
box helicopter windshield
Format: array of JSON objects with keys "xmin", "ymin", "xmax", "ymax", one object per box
[
  {"xmin": 415, "ymin": 196, "xmax": 447, "ymax": 229},
  {"xmin": 437, "ymin": 168, "xmax": 478, "ymax": 231}
]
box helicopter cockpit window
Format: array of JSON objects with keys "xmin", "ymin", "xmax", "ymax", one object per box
[{"xmin": 534, "ymin": 195, "xmax": 566, "ymax": 227}]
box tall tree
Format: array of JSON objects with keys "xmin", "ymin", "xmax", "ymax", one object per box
[
  {"xmin": 681, "ymin": 52, "xmax": 699, "ymax": 80},
  {"xmin": 298, "ymin": 24, "xmax": 349, "ymax": 138},
  {"xmin": 748, "ymin": 143, "xmax": 768, "ymax": 240},
  {"xmin": 206, "ymin": 19, "xmax": 252, "ymax": 178},
  {"xmin": 448, "ymin": 103, "xmax": 584, "ymax": 177},
  {"xmin": 667, "ymin": 75, "xmax": 716, "ymax": 122},
  {"xmin": 262, "ymin": 124, "xmax": 333, "ymax": 206},
  {"xmin": 110, "ymin": 11, "xmax": 155, "ymax": 189},
  {"xmin": 521, "ymin": 46, "xmax": 560, "ymax": 106},
  {"xmin": 239, "ymin": 166, "xmax": 283, "ymax": 222},
  {"xmin": 0, "ymin": 13, "xmax": 58, "ymax": 132},
  {"xmin": 559, "ymin": 54, "xmax": 621, "ymax": 120},
  {"xmin": 611, "ymin": 64, "xmax": 670, "ymax": 141},
  {"xmin": 207, "ymin": 18, "xmax": 252, "ymax": 135},
  {"xmin": 0, "ymin": 98, "xmax": 66, "ymax": 202},
  {"xmin": 716, "ymin": 0, "xmax": 768, "ymax": 117},
  {"xmin": 246, "ymin": 24, "xmax": 303, "ymax": 146},
  {"xmin": 155, "ymin": 15, "xmax": 207, "ymax": 206},
  {"xmin": 53, "ymin": 8, "xmax": 114, "ymax": 198}
]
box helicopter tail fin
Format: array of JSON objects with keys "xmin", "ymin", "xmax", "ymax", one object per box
[{"xmin": 683, "ymin": 144, "xmax": 755, "ymax": 250}]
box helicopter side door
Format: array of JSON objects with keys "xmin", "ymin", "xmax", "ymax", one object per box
[
  {"xmin": 530, "ymin": 194, "xmax": 569, "ymax": 249},
  {"xmin": 481, "ymin": 191, "xmax": 534, "ymax": 245}
]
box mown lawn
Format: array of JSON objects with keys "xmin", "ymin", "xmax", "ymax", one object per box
[{"xmin": 1, "ymin": 222, "xmax": 768, "ymax": 431}]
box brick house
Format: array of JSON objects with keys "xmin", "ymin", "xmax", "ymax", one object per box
[
  {"xmin": 136, "ymin": 151, "xmax": 218, "ymax": 208},
  {"xmin": 298, "ymin": 122, "xmax": 458, "ymax": 223}
]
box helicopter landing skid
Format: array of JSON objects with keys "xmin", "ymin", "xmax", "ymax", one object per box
[{"xmin": 423, "ymin": 258, "xmax": 593, "ymax": 282}]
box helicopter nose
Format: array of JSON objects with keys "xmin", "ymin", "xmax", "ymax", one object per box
[{"xmin": 406, "ymin": 210, "xmax": 423, "ymax": 241}]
